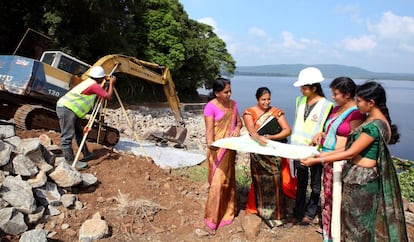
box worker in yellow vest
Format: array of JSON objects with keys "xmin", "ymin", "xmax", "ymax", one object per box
[
  {"xmin": 56, "ymin": 66, "xmax": 116, "ymax": 169},
  {"xmin": 286, "ymin": 67, "xmax": 333, "ymax": 228}
]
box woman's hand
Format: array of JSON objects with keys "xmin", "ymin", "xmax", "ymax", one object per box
[
  {"xmin": 310, "ymin": 132, "xmax": 325, "ymax": 146},
  {"xmin": 255, "ymin": 135, "xmax": 268, "ymax": 146},
  {"xmin": 301, "ymin": 157, "xmax": 319, "ymax": 167},
  {"xmin": 231, "ymin": 127, "xmax": 241, "ymax": 137}
]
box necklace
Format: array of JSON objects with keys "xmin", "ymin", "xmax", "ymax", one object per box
[{"xmin": 304, "ymin": 102, "xmax": 317, "ymax": 118}]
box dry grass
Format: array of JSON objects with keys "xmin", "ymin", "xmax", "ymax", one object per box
[{"xmin": 112, "ymin": 190, "xmax": 165, "ymax": 219}]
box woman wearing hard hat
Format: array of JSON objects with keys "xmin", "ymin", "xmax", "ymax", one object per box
[{"xmin": 286, "ymin": 67, "xmax": 333, "ymax": 229}]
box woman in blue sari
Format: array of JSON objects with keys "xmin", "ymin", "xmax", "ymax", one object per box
[{"xmin": 310, "ymin": 77, "xmax": 364, "ymax": 241}]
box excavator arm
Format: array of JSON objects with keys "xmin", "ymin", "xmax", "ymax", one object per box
[{"xmin": 80, "ymin": 54, "xmax": 184, "ymax": 125}]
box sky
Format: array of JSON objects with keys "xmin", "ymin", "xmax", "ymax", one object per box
[{"xmin": 179, "ymin": 0, "xmax": 414, "ymax": 73}]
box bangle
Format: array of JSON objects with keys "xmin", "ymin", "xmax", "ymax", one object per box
[{"xmin": 320, "ymin": 157, "xmax": 324, "ymax": 165}]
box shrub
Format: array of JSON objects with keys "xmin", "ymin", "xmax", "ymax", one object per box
[
  {"xmin": 397, "ymin": 171, "xmax": 414, "ymax": 202},
  {"xmin": 394, "ymin": 157, "xmax": 414, "ymax": 202}
]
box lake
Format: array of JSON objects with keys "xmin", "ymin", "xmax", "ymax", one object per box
[{"xmin": 205, "ymin": 75, "xmax": 414, "ymax": 160}]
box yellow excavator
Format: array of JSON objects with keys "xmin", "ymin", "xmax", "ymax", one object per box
[{"xmin": 0, "ymin": 29, "xmax": 186, "ymax": 146}]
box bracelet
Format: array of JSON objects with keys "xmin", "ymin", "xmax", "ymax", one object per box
[{"xmin": 320, "ymin": 157, "xmax": 324, "ymax": 165}]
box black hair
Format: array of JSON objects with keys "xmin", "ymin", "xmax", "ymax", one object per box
[
  {"xmin": 356, "ymin": 80, "xmax": 400, "ymax": 144},
  {"xmin": 208, "ymin": 77, "xmax": 231, "ymax": 101},
  {"xmin": 255, "ymin": 87, "xmax": 271, "ymax": 100},
  {"xmin": 304, "ymin": 83, "xmax": 325, "ymax": 97},
  {"xmin": 329, "ymin": 77, "xmax": 357, "ymax": 98}
]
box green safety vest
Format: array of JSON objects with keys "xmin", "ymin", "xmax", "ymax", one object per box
[
  {"xmin": 290, "ymin": 96, "xmax": 333, "ymax": 146},
  {"xmin": 57, "ymin": 78, "xmax": 97, "ymax": 118}
]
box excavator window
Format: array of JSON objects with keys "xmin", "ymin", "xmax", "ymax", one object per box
[
  {"xmin": 41, "ymin": 52, "xmax": 56, "ymax": 66},
  {"xmin": 40, "ymin": 51, "xmax": 90, "ymax": 75},
  {"xmin": 57, "ymin": 56, "xmax": 73, "ymax": 73}
]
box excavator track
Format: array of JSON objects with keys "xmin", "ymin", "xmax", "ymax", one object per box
[
  {"xmin": 14, "ymin": 105, "xmax": 60, "ymax": 130},
  {"xmin": 13, "ymin": 104, "xmax": 120, "ymax": 146}
]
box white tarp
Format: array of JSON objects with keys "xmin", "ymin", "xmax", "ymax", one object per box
[
  {"xmin": 212, "ymin": 134, "xmax": 319, "ymax": 159},
  {"xmin": 115, "ymin": 138, "xmax": 206, "ymax": 169}
]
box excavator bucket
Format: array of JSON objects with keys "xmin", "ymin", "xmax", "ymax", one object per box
[
  {"xmin": 163, "ymin": 126, "xmax": 187, "ymax": 144},
  {"xmin": 149, "ymin": 125, "xmax": 187, "ymax": 148}
]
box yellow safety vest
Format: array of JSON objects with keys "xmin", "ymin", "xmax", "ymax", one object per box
[
  {"xmin": 57, "ymin": 78, "xmax": 97, "ymax": 118},
  {"xmin": 290, "ymin": 96, "xmax": 333, "ymax": 146}
]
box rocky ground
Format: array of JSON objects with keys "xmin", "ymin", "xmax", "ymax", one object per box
[{"xmin": 2, "ymin": 103, "xmax": 414, "ymax": 241}]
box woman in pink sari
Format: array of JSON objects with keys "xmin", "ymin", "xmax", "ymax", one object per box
[{"xmin": 202, "ymin": 77, "xmax": 242, "ymax": 235}]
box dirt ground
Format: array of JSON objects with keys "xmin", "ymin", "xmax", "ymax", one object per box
[{"xmin": 1, "ymin": 129, "xmax": 325, "ymax": 242}]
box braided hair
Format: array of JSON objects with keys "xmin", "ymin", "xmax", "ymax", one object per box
[{"xmin": 356, "ymin": 81, "xmax": 400, "ymax": 144}]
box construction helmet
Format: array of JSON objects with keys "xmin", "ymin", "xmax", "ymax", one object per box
[
  {"xmin": 293, "ymin": 67, "xmax": 324, "ymax": 87},
  {"xmin": 88, "ymin": 66, "xmax": 106, "ymax": 79}
]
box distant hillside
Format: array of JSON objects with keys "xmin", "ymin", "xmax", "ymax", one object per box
[{"xmin": 235, "ymin": 64, "xmax": 414, "ymax": 80}]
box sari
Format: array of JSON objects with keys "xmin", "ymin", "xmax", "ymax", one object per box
[
  {"xmin": 321, "ymin": 106, "xmax": 360, "ymax": 242},
  {"xmin": 204, "ymin": 100, "xmax": 238, "ymax": 231},
  {"xmin": 244, "ymin": 107, "xmax": 292, "ymax": 227},
  {"xmin": 341, "ymin": 119, "xmax": 408, "ymax": 242}
]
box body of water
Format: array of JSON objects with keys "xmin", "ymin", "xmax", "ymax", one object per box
[{"xmin": 203, "ymin": 75, "xmax": 414, "ymax": 160}]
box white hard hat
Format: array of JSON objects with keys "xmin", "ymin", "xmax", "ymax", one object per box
[
  {"xmin": 293, "ymin": 67, "xmax": 324, "ymax": 87},
  {"xmin": 88, "ymin": 66, "xmax": 106, "ymax": 78}
]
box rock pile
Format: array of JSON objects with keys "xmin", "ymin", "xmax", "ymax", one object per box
[
  {"xmin": 104, "ymin": 106, "xmax": 208, "ymax": 150},
  {"xmin": 0, "ymin": 121, "xmax": 108, "ymax": 241}
]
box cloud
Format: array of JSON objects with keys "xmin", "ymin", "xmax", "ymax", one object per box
[
  {"xmin": 401, "ymin": 43, "xmax": 414, "ymax": 53},
  {"xmin": 197, "ymin": 17, "xmax": 217, "ymax": 30},
  {"xmin": 368, "ymin": 11, "xmax": 414, "ymax": 39},
  {"xmin": 248, "ymin": 27, "xmax": 267, "ymax": 38},
  {"xmin": 192, "ymin": 9, "xmax": 414, "ymax": 72},
  {"xmin": 342, "ymin": 35, "xmax": 377, "ymax": 52},
  {"xmin": 196, "ymin": 17, "xmax": 234, "ymax": 45},
  {"xmin": 334, "ymin": 3, "xmax": 363, "ymax": 24},
  {"xmin": 367, "ymin": 11, "xmax": 414, "ymax": 53},
  {"xmin": 281, "ymin": 31, "xmax": 306, "ymax": 50}
]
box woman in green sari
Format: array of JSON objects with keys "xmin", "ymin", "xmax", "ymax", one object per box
[{"xmin": 301, "ymin": 81, "xmax": 407, "ymax": 241}]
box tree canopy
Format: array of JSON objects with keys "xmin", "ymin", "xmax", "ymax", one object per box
[{"xmin": 0, "ymin": 0, "xmax": 235, "ymax": 101}]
